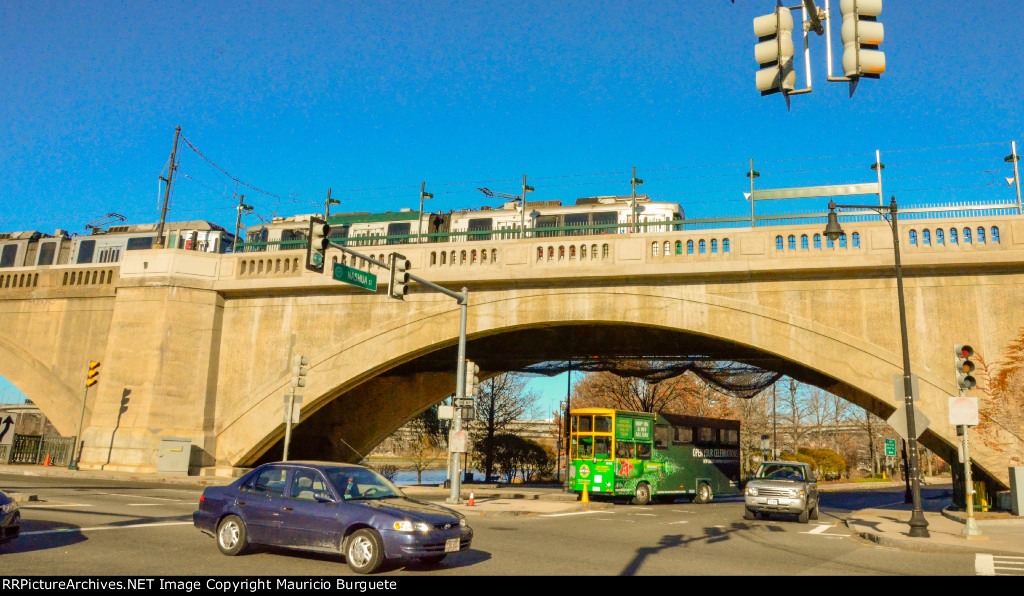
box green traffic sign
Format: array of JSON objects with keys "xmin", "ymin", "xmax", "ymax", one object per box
[
  {"xmin": 885, "ymin": 439, "xmax": 897, "ymax": 457},
  {"xmin": 333, "ymin": 263, "xmax": 376, "ymax": 291}
]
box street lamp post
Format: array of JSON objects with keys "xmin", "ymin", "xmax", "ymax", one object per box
[{"xmin": 824, "ymin": 195, "xmax": 929, "ymax": 538}]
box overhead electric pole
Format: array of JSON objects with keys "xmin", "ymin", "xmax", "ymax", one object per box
[{"xmin": 154, "ymin": 126, "xmax": 182, "ymax": 249}]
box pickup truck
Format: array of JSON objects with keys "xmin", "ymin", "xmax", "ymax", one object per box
[{"xmin": 743, "ymin": 460, "xmax": 819, "ymax": 524}]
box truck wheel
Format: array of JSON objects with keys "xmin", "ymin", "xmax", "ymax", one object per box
[
  {"xmin": 631, "ymin": 482, "xmax": 651, "ymax": 506},
  {"xmin": 693, "ymin": 482, "xmax": 713, "ymax": 504}
]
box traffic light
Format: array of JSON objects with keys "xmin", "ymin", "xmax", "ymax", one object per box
[
  {"xmin": 291, "ymin": 355, "xmax": 309, "ymax": 388},
  {"xmin": 86, "ymin": 360, "xmax": 100, "ymax": 387},
  {"xmin": 388, "ymin": 253, "xmax": 411, "ymax": 300},
  {"xmin": 753, "ymin": 5, "xmax": 795, "ymax": 95},
  {"xmin": 954, "ymin": 345, "xmax": 976, "ymax": 390},
  {"xmin": 305, "ymin": 216, "xmax": 331, "ymax": 273},
  {"xmin": 465, "ymin": 360, "xmax": 480, "ymax": 397},
  {"xmin": 840, "ymin": 0, "xmax": 885, "ymax": 78}
]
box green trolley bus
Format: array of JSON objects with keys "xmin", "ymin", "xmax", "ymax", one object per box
[{"xmin": 569, "ymin": 408, "xmax": 741, "ymax": 505}]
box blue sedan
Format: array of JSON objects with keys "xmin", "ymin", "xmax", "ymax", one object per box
[{"xmin": 193, "ymin": 461, "xmax": 472, "ymax": 574}]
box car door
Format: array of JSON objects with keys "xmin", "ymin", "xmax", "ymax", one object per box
[
  {"xmin": 280, "ymin": 468, "xmax": 339, "ymax": 550},
  {"xmin": 237, "ymin": 465, "xmax": 289, "ymax": 545}
]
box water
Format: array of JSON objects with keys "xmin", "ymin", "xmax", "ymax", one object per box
[{"xmin": 391, "ymin": 468, "xmax": 485, "ymax": 486}]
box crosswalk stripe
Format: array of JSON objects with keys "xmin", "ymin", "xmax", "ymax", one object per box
[{"xmin": 975, "ymin": 554, "xmax": 995, "ymax": 576}]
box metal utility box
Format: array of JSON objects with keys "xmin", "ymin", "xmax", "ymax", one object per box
[
  {"xmin": 1010, "ymin": 467, "xmax": 1024, "ymax": 516},
  {"xmin": 157, "ymin": 437, "xmax": 192, "ymax": 474}
]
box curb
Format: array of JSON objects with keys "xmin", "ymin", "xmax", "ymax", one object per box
[
  {"xmin": 846, "ymin": 517, "xmax": 1024, "ymax": 557},
  {"xmin": 941, "ymin": 506, "xmax": 1024, "ymax": 526}
]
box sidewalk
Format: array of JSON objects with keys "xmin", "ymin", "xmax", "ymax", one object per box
[{"xmin": 847, "ymin": 503, "xmax": 1024, "ymax": 557}]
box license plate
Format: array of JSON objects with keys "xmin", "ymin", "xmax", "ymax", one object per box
[
  {"xmin": 767, "ymin": 499, "xmax": 779, "ymax": 505},
  {"xmin": 444, "ymin": 538, "xmax": 460, "ymax": 553}
]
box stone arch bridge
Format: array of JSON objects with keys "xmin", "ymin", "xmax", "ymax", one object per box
[{"xmin": 1, "ymin": 214, "xmax": 1023, "ymax": 489}]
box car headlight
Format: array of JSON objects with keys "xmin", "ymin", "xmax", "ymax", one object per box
[
  {"xmin": 0, "ymin": 501, "xmax": 17, "ymax": 514},
  {"xmin": 459, "ymin": 517, "xmax": 467, "ymax": 527},
  {"xmin": 393, "ymin": 520, "xmax": 430, "ymax": 532},
  {"xmin": 745, "ymin": 487, "xmax": 758, "ymax": 496}
]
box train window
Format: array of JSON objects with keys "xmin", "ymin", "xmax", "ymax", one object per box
[
  {"xmin": 126, "ymin": 237, "xmax": 155, "ymax": 251},
  {"xmin": 0, "ymin": 245, "xmax": 16, "ymax": 268},
  {"xmin": 329, "ymin": 224, "xmax": 351, "ymax": 240},
  {"xmin": 564, "ymin": 214, "xmax": 588, "ymax": 235},
  {"xmin": 77, "ymin": 240, "xmax": 96, "ymax": 264},
  {"xmin": 386, "ymin": 223, "xmax": 411, "ymax": 245},
  {"xmin": 467, "ymin": 218, "xmax": 492, "ymax": 241},
  {"xmin": 37, "ymin": 242, "xmax": 56, "ymax": 266},
  {"xmin": 592, "ymin": 212, "xmax": 617, "ymax": 234}
]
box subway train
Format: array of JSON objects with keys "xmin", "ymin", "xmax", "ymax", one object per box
[{"xmin": 242, "ymin": 194, "xmax": 684, "ymax": 250}]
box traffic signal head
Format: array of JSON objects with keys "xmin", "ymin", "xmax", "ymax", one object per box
[
  {"xmin": 954, "ymin": 345, "xmax": 976, "ymax": 390},
  {"xmin": 86, "ymin": 360, "xmax": 100, "ymax": 387},
  {"xmin": 305, "ymin": 217, "xmax": 331, "ymax": 273},
  {"xmin": 753, "ymin": 6, "xmax": 796, "ymax": 95},
  {"xmin": 465, "ymin": 361, "xmax": 480, "ymax": 397},
  {"xmin": 291, "ymin": 355, "xmax": 309, "ymax": 388},
  {"xmin": 388, "ymin": 253, "xmax": 411, "ymax": 300},
  {"xmin": 840, "ymin": 0, "xmax": 885, "ymax": 78}
]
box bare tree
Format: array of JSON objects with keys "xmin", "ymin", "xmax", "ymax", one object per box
[
  {"xmin": 471, "ymin": 373, "xmax": 540, "ymax": 482},
  {"xmin": 399, "ymin": 407, "xmax": 445, "ymax": 485}
]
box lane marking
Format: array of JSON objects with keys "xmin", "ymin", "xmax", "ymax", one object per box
[
  {"xmin": 21, "ymin": 521, "xmax": 194, "ymax": 537},
  {"xmin": 20, "ymin": 503, "xmax": 94, "ymax": 508},
  {"xmin": 976, "ymin": 554, "xmax": 995, "ymax": 576},
  {"xmin": 541, "ymin": 510, "xmax": 613, "ymax": 518},
  {"xmin": 667, "ymin": 521, "xmax": 689, "ymax": 525},
  {"xmin": 126, "ymin": 503, "xmax": 165, "ymax": 507}
]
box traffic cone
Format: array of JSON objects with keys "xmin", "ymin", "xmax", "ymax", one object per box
[
  {"xmin": 468, "ymin": 490, "xmax": 475, "ymax": 506},
  {"xmin": 43, "ymin": 453, "xmax": 51, "ymax": 466},
  {"xmin": 581, "ymin": 482, "xmax": 589, "ymax": 504}
]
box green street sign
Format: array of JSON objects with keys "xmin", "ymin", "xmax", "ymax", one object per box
[
  {"xmin": 885, "ymin": 438, "xmax": 897, "ymax": 457},
  {"xmin": 332, "ymin": 263, "xmax": 376, "ymax": 291}
]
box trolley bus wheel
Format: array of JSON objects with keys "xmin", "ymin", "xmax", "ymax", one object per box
[
  {"xmin": 693, "ymin": 482, "xmax": 713, "ymax": 504},
  {"xmin": 631, "ymin": 482, "xmax": 652, "ymax": 506}
]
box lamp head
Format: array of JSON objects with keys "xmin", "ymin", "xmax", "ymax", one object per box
[{"xmin": 824, "ymin": 201, "xmax": 844, "ymax": 242}]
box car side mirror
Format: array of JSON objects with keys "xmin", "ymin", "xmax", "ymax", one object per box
[{"xmin": 313, "ymin": 491, "xmax": 336, "ymax": 503}]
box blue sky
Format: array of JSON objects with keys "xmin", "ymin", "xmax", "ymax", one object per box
[{"xmin": 2, "ymin": 1, "xmax": 1023, "ymax": 414}]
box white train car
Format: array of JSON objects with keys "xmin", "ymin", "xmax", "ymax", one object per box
[
  {"xmin": 244, "ymin": 195, "xmax": 683, "ymax": 250},
  {"xmin": 0, "ymin": 230, "xmax": 73, "ymax": 268},
  {"xmin": 69, "ymin": 221, "xmax": 237, "ymax": 264}
]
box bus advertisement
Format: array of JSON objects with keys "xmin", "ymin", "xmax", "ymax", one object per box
[{"xmin": 569, "ymin": 408, "xmax": 741, "ymax": 505}]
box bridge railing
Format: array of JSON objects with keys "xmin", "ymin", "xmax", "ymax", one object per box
[{"xmin": 230, "ymin": 201, "xmax": 1022, "ymax": 253}]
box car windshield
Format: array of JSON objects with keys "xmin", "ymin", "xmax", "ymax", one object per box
[
  {"xmin": 756, "ymin": 464, "xmax": 805, "ymax": 481},
  {"xmin": 323, "ymin": 467, "xmax": 405, "ymax": 501}
]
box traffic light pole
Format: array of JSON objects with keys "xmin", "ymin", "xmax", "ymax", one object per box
[
  {"xmin": 68, "ymin": 384, "xmax": 90, "ymax": 471},
  {"xmin": 323, "ymin": 239, "xmax": 471, "ymax": 502}
]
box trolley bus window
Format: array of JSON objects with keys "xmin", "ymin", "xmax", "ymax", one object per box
[
  {"xmin": 594, "ymin": 415, "xmax": 612, "ymax": 433},
  {"xmin": 655, "ymin": 425, "xmax": 669, "ymax": 449},
  {"xmin": 616, "ymin": 441, "xmax": 635, "ymax": 459},
  {"xmin": 575, "ymin": 436, "xmax": 593, "ymax": 459},
  {"xmin": 636, "ymin": 443, "xmax": 652, "ymax": 460},
  {"xmin": 697, "ymin": 427, "xmax": 716, "ymax": 444},
  {"xmin": 672, "ymin": 426, "xmax": 693, "ymax": 445},
  {"xmin": 577, "ymin": 416, "xmax": 592, "ymax": 433},
  {"xmin": 594, "ymin": 436, "xmax": 612, "ymax": 460}
]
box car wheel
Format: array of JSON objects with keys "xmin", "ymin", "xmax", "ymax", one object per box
[
  {"xmin": 743, "ymin": 509, "xmax": 756, "ymax": 521},
  {"xmin": 216, "ymin": 515, "xmax": 249, "ymax": 556},
  {"xmin": 631, "ymin": 482, "xmax": 652, "ymax": 506},
  {"xmin": 797, "ymin": 506, "xmax": 810, "ymax": 524},
  {"xmin": 346, "ymin": 529, "xmax": 385, "ymax": 574},
  {"xmin": 693, "ymin": 482, "xmax": 713, "ymax": 504},
  {"xmin": 419, "ymin": 554, "xmax": 446, "ymax": 566},
  {"xmin": 809, "ymin": 501, "xmax": 819, "ymax": 521}
]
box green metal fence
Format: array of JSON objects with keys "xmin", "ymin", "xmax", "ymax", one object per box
[{"xmin": 2, "ymin": 434, "xmax": 76, "ymax": 466}]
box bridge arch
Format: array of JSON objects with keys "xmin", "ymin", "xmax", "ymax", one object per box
[
  {"xmin": 0, "ymin": 334, "xmax": 83, "ymax": 435},
  {"xmin": 218, "ymin": 288, "xmax": 966, "ymax": 479}
]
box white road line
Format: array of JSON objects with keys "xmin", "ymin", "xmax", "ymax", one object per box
[
  {"xmin": 20, "ymin": 503, "xmax": 94, "ymax": 508},
  {"xmin": 976, "ymin": 554, "xmax": 995, "ymax": 576},
  {"xmin": 667, "ymin": 521, "xmax": 689, "ymax": 525},
  {"xmin": 632, "ymin": 513, "xmax": 657, "ymax": 517},
  {"xmin": 21, "ymin": 521, "xmax": 194, "ymax": 537},
  {"xmin": 541, "ymin": 510, "xmax": 613, "ymax": 518},
  {"xmin": 126, "ymin": 503, "xmax": 165, "ymax": 507},
  {"xmin": 101, "ymin": 493, "xmax": 183, "ymax": 501}
]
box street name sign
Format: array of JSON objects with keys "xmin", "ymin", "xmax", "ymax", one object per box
[{"xmin": 333, "ymin": 263, "xmax": 376, "ymax": 291}]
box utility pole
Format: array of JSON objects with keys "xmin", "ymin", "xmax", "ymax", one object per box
[{"xmin": 155, "ymin": 126, "xmax": 181, "ymax": 249}]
